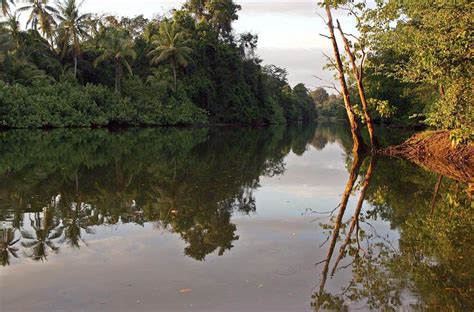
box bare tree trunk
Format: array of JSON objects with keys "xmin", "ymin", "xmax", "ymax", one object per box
[
  {"xmin": 324, "ymin": 3, "xmax": 366, "ymax": 154},
  {"xmin": 336, "ymin": 20, "xmax": 379, "ymax": 151}
]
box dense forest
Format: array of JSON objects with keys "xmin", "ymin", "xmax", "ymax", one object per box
[
  {"xmin": 313, "ymin": 0, "xmax": 472, "ymax": 147},
  {"xmin": 0, "ymin": 0, "xmax": 472, "ymax": 146},
  {"xmin": 0, "ymin": 0, "xmax": 317, "ymax": 128}
]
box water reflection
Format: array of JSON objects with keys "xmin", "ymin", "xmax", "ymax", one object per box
[
  {"xmin": 0, "ymin": 123, "xmax": 472, "ymax": 311},
  {"xmin": 0, "ymin": 124, "xmax": 319, "ymax": 263},
  {"xmin": 313, "ymin": 152, "xmax": 473, "ymax": 311}
]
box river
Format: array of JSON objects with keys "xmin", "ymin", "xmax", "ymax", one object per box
[{"xmin": 0, "ymin": 123, "xmax": 472, "ymax": 311}]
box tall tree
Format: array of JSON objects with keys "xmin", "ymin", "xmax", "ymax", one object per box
[
  {"xmin": 18, "ymin": 0, "xmax": 58, "ymax": 40},
  {"xmin": 94, "ymin": 28, "xmax": 136, "ymax": 93},
  {"xmin": 337, "ymin": 19, "xmax": 379, "ymax": 150},
  {"xmin": 4, "ymin": 12, "xmax": 21, "ymax": 50},
  {"xmin": 148, "ymin": 21, "xmax": 193, "ymax": 91},
  {"xmin": 321, "ymin": 0, "xmax": 366, "ymax": 153},
  {"xmin": 366, "ymin": 0, "xmax": 473, "ymax": 143},
  {"xmin": 205, "ymin": 0, "xmax": 240, "ymax": 38},
  {"xmin": 311, "ymin": 87, "xmax": 329, "ymax": 105},
  {"xmin": 184, "ymin": 0, "xmax": 240, "ymax": 38},
  {"xmin": 55, "ymin": 0, "xmax": 90, "ymax": 77}
]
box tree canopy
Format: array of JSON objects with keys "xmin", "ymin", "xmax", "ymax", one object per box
[{"xmin": 0, "ymin": 0, "xmax": 317, "ymax": 128}]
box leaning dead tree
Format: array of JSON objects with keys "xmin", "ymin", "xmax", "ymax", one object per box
[
  {"xmin": 323, "ymin": 1, "xmax": 366, "ymax": 154},
  {"xmin": 336, "ymin": 20, "xmax": 379, "ymax": 150}
]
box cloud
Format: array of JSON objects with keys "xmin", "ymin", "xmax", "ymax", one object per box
[
  {"xmin": 240, "ymin": 1, "xmax": 318, "ymax": 17},
  {"xmin": 257, "ymin": 47, "xmax": 337, "ymax": 88}
]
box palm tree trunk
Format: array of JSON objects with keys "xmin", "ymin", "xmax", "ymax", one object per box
[
  {"xmin": 115, "ymin": 61, "xmax": 120, "ymax": 93},
  {"xmin": 172, "ymin": 64, "xmax": 177, "ymax": 92},
  {"xmin": 324, "ymin": 3, "xmax": 366, "ymax": 154},
  {"xmin": 74, "ymin": 56, "xmax": 78, "ymax": 78}
]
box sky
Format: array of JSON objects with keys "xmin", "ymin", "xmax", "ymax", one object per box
[
  {"xmin": 13, "ymin": 0, "xmax": 360, "ymax": 88},
  {"xmin": 78, "ymin": 0, "xmax": 363, "ymax": 88}
]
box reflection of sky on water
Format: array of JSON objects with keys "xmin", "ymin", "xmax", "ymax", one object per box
[
  {"xmin": 0, "ymin": 129, "xmax": 405, "ymax": 312},
  {"xmin": 253, "ymin": 143, "xmax": 348, "ymax": 219}
]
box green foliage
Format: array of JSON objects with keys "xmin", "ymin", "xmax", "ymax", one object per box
[
  {"xmin": 0, "ymin": 80, "xmax": 208, "ymax": 128},
  {"xmin": 365, "ymin": 0, "xmax": 473, "ymax": 141},
  {"xmin": 0, "ymin": 0, "xmax": 316, "ymax": 127},
  {"xmin": 367, "ymin": 98, "xmax": 395, "ymax": 119}
]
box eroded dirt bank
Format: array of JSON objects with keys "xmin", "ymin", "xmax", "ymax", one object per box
[{"xmin": 381, "ymin": 131, "xmax": 474, "ymax": 185}]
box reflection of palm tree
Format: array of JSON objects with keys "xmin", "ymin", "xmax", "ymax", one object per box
[
  {"xmin": 61, "ymin": 202, "xmax": 94, "ymax": 248},
  {"xmin": 21, "ymin": 210, "xmax": 63, "ymax": 261},
  {"xmin": 0, "ymin": 228, "xmax": 20, "ymax": 266}
]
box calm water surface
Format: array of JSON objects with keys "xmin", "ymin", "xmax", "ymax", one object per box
[{"xmin": 0, "ymin": 123, "xmax": 472, "ymax": 311}]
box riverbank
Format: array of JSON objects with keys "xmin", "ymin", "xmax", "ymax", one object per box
[{"xmin": 382, "ymin": 131, "xmax": 474, "ymax": 184}]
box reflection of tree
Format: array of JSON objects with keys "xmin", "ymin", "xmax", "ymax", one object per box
[
  {"xmin": 313, "ymin": 153, "xmax": 474, "ymax": 311},
  {"xmin": 0, "ymin": 228, "xmax": 20, "ymax": 266},
  {"xmin": 310, "ymin": 122, "xmax": 352, "ymax": 152},
  {"xmin": 313, "ymin": 152, "xmax": 364, "ymax": 311},
  {"xmin": 0, "ymin": 125, "xmax": 316, "ymax": 264},
  {"xmin": 21, "ymin": 209, "xmax": 62, "ymax": 261}
]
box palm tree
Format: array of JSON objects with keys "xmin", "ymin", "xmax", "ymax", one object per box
[
  {"xmin": 0, "ymin": 29, "xmax": 12, "ymax": 62},
  {"xmin": 94, "ymin": 29, "xmax": 136, "ymax": 93},
  {"xmin": 0, "ymin": 228, "xmax": 20, "ymax": 266},
  {"xmin": 1, "ymin": 12, "xmax": 21, "ymax": 50},
  {"xmin": 55, "ymin": 0, "xmax": 90, "ymax": 77},
  {"xmin": 1, "ymin": 0, "xmax": 15, "ymax": 17},
  {"xmin": 17, "ymin": 0, "xmax": 58, "ymax": 40},
  {"xmin": 147, "ymin": 21, "xmax": 193, "ymax": 91}
]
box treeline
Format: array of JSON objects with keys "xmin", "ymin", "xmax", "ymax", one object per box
[
  {"xmin": 313, "ymin": 0, "xmax": 472, "ymax": 146},
  {"xmin": 0, "ymin": 0, "xmax": 317, "ymax": 128}
]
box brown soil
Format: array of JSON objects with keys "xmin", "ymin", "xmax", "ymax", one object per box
[{"xmin": 381, "ymin": 131, "xmax": 474, "ymax": 185}]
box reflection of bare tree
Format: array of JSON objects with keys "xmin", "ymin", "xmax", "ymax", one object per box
[
  {"xmin": 430, "ymin": 174, "xmax": 443, "ymax": 216},
  {"xmin": 314, "ymin": 152, "xmax": 363, "ymax": 311},
  {"xmin": 312, "ymin": 154, "xmax": 474, "ymax": 311},
  {"xmin": 331, "ymin": 157, "xmax": 377, "ymax": 276}
]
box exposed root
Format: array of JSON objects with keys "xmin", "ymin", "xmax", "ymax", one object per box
[{"xmin": 380, "ymin": 131, "xmax": 474, "ymax": 184}]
